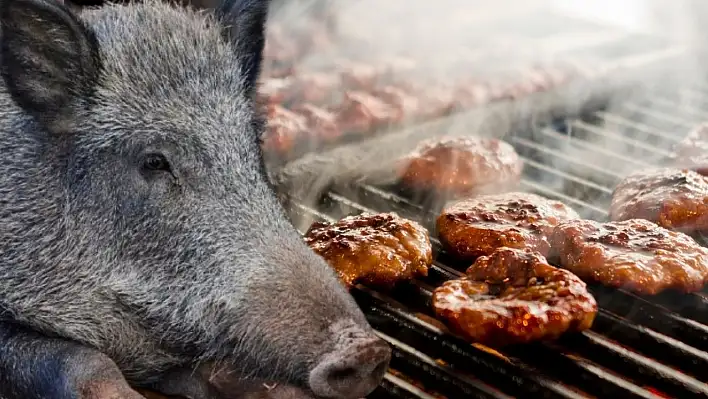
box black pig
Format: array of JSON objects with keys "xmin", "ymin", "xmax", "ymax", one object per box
[{"xmin": 0, "ymin": 0, "xmax": 390, "ymax": 397}]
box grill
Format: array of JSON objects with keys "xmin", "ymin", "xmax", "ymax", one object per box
[
  {"xmin": 276, "ymin": 92, "xmax": 708, "ymax": 398},
  {"xmin": 268, "ymin": 18, "xmax": 708, "ymax": 397}
]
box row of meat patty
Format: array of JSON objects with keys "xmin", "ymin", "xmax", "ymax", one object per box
[
  {"xmin": 258, "ymin": 22, "xmax": 580, "ymax": 157},
  {"xmin": 301, "ymin": 133, "xmax": 708, "ymax": 349}
]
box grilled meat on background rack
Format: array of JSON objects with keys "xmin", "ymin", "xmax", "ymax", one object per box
[
  {"xmin": 436, "ymin": 192, "xmax": 580, "ymax": 260},
  {"xmin": 432, "ymin": 247, "xmax": 598, "ymax": 347},
  {"xmin": 672, "ymin": 122, "xmax": 708, "ymax": 158},
  {"xmin": 667, "ymin": 122, "xmax": 708, "ymax": 175},
  {"xmin": 397, "ymin": 136, "xmax": 524, "ymax": 198},
  {"xmin": 609, "ymin": 168, "xmax": 708, "ymax": 234},
  {"xmin": 290, "ymin": 103, "xmax": 341, "ymax": 144},
  {"xmin": 336, "ymin": 91, "xmax": 403, "ymax": 134},
  {"xmin": 256, "ymin": 61, "xmax": 579, "ymax": 158},
  {"xmin": 260, "ymin": 104, "xmax": 309, "ymax": 155},
  {"xmin": 551, "ymin": 218, "xmax": 708, "ymax": 295},
  {"xmin": 305, "ymin": 213, "xmax": 432, "ymax": 289}
]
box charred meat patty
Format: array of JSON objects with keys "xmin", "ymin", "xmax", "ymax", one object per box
[
  {"xmin": 305, "ymin": 212, "xmax": 433, "ymax": 289},
  {"xmin": 432, "ymin": 247, "xmax": 597, "ymax": 347},
  {"xmin": 551, "ymin": 218, "xmax": 708, "ymax": 295},
  {"xmin": 609, "ymin": 168, "xmax": 708, "ymax": 234},
  {"xmin": 398, "ymin": 136, "xmax": 523, "ymax": 196},
  {"xmin": 437, "ymin": 192, "xmax": 580, "ymax": 259}
]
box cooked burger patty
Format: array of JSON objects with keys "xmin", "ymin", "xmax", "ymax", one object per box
[
  {"xmin": 551, "ymin": 218, "xmax": 708, "ymax": 295},
  {"xmin": 437, "ymin": 192, "xmax": 580, "ymax": 259},
  {"xmin": 398, "ymin": 136, "xmax": 523, "ymax": 196},
  {"xmin": 305, "ymin": 212, "xmax": 432, "ymax": 289},
  {"xmin": 609, "ymin": 168, "xmax": 708, "ymax": 233},
  {"xmin": 432, "ymin": 247, "xmax": 597, "ymax": 347}
]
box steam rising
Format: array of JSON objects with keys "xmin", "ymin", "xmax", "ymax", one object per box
[{"xmin": 266, "ymin": 0, "xmax": 708, "ymax": 228}]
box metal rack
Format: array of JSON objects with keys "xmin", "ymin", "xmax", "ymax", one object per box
[{"xmin": 274, "ymin": 63, "xmax": 708, "ymax": 398}]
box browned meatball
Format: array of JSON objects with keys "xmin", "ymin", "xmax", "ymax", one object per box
[
  {"xmin": 551, "ymin": 218, "xmax": 708, "ymax": 295},
  {"xmin": 408, "ymin": 85, "xmax": 457, "ymax": 120},
  {"xmin": 436, "ymin": 192, "xmax": 579, "ymax": 260},
  {"xmin": 371, "ymin": 86, "xmax": 420, "ymax": 121},
  {"xmin": 335, "ymin": 91, "xmax": 400, "ymax": 133},
  {"xmin": 305, "ymin": 213, "xmax": 433, "ymax": 289},
  {"xmin": 257, "ymin": 77, "xmax": 293, "ymax": 106},
  {"xmin": 338, "ymin": 61, "xmax": 383, "ymax": 91},
  {"xmin": 609, "ymin": 168, "xmax": 708, "ymax": 233},
  {"xmin": 451, "ymin": 80, "xmax": 491, "ymax": 109},
  {"xmin": 432, "ymin": 247, "xmax": 597, "ymax": 347},
  {"xmin": 261, "ymin": 105, "xmax": 308, "ymax": 154},
  {"xmin": 398, "ymin": 136, "xmax": 523, "ymax": 197},
  {"xmin": 291, "ymin": 104, "xmax": 341, "ymax": 144},
  {"xmin": 289, "ymin": 72, "xmax": 341, "ymax": 105}
]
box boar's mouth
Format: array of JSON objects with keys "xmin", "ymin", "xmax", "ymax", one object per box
[{"xmin": 149, "ymin": 364, "xmax": 322, "ymax": 398}]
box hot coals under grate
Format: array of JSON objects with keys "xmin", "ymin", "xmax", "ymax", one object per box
[{"xmin": 278, "ymin": 82, "xmax": 708, "ymax": 398}]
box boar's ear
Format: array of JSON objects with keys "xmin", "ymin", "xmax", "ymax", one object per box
[
  {"xmin": 215, "ymin": 0, "xmax": 270, "ymax": 97},
  {"xmin": 0, "ymin": 0, "xmax": 101, "ymax": 134}
]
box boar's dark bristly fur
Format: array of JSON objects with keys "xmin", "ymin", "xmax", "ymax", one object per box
[{"xmin": 0, "ymin": 0, "xmax": 390, "ymax": 396}]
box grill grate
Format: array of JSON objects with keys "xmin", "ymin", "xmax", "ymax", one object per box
[{"xmin": 278, "ymin": 78, "xmax": 708, "ymax": 398}]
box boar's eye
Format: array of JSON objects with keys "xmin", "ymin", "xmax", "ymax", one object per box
[{"xmin": 141, "ymin": 153, "xmax": 171, "ymax": 173}]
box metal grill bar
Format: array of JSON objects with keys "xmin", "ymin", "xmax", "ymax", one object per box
[
  {"xmin": 644, "ymin": 97, "xmax": 708, "ymax": 120},
  {"xmin": 510, "ymin": 136, "xmax": 624, "ymax": 181},
  {"xmin": 589, "ymin": 310, "xmax": 708, "ymax": 382},
  {"xmin": 377, "ymin": 331, "xmax": 510, "ymax": 399},
  {"xmin": 568, "ymin": 120, "xmax": 673, "ymax": 158},
  {"xmin": 619, "ymin": 103, "xmax": 698, "ymax": 130},
  {"xmin": 371, "ymin": 374, "xmax": 440, "ymax": 399},
  {"xmin": 593, "ymin": 112, "xmax": 682, "ymax": 143},
  {"xmin": 534, "ymin": 127, "xmax": 652, "ymax": 168}
]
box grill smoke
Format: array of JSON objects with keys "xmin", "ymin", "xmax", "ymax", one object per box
[{"xmin": 265, "ymin": 0, "xmax": 708, "ymax": 228}]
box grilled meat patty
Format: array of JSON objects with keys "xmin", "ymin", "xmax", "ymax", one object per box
[
  {"xmin": 609, "ymin": 168, "xmax": 708, "ymax": 234},
  {"xmin": 432, "ymin": 247, "xmax": 597, "ymax": 347},
  {"xmin": 437, "ymin": 192, "xmax": 580, "ymax": 259},
  {"xmin": 305, "ymin": 212, "xmax": 432, "ymax": 289},
  {"xmin": 398, "ymin": 136, "xmax": 523, "ymax": 197},
  {"xmin": 551, "ymin": 218, "xmax": 708, "ymax": 295}
]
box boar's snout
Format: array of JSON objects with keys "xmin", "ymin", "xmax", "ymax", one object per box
[{"xmin": 309, "ymin": 320, "xmax": 391, "ymax": 398}]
